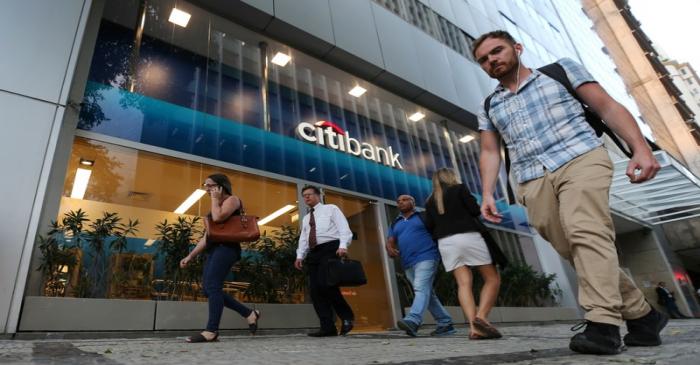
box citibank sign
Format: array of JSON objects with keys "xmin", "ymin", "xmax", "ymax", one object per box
[{"xmin": 296, "ymin": 121, "xmax": 403, "ymax": 169}]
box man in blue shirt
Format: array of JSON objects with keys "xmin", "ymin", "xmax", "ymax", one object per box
[{"xmin": 387, "ymin": 195, "xmax": 455, "ymax": 337}]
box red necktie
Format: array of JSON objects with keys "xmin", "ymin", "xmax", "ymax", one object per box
[{"xmin": 308, "ymin": 208, "xmax": 317, "ymax": 249}]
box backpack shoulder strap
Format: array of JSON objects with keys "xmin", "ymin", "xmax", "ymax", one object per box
[
  {"xmin": 537, "ymin": 62, "xmax": 642, "ymax": 158},
  {"xmin": 483, "ymin": 92, "xmax": 496, "ymax": 119}
]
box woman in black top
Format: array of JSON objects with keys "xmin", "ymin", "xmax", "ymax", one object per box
[
  {"xmin": 424, "ymin": 168, "xmax": 503, "ymax": 340},
  {"xmin": 180, "ymin": 173, "xmax": 260, "ymax": 342}
]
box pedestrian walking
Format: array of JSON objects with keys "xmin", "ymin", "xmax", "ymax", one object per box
[
  {"xmin": 473, "ymin": 30, "xmax": 667, "ymax": 354},
  {"xmin": 294, "ymin": 185, "xmax": 355, "ymax": 337},
  {"xmin": 424, "ymin": 168, "xmax": 507, "ymax": 340},
  {"xmin": 387, "ymin": 194, "xmax": 456, "ymax": 337},
  {"xmin": 656, "ymin": 282, "xmax": 688, "ymax": 319},
  {"xmin": 180, "ymin": 173, "xmax": 261, "ymax": 342}
]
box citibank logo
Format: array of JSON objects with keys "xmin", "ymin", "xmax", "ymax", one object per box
[{"xmin": 296, "ymin": 121, "xmax": 403, "ymax": 169}]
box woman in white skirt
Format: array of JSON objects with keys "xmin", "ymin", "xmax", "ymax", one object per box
[{"xmin": 424, "ymin": 168, "xmax": 504, "ymax": 340}]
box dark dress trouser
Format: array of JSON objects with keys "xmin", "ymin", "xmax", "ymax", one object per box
[{"xmin": 306, "ymin": 240, "xmax": 354, "ymax": 331}]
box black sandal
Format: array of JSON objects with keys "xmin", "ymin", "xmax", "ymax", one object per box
[
  {"xmin": 186, "ymin": 331, "xmax": 219, "ymax": 343},
  {"xmin": 248, "ymin": 309, "xmax": 261, "ymax": 335}
]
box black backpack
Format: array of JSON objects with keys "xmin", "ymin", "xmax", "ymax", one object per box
[{"xmin": 483, "ymin": 62, "xmax": 659, "ymax": 201}]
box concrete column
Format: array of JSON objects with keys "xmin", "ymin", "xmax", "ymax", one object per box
[{"xmin": 0, "ymin": 0, "xmax": 101, "ymax": 334}]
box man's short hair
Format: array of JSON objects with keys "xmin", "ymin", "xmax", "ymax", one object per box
[
  {"xmin": 398, "ymin": 194, "xmax": 416, "ymax": 205},
  {"xmin": 302, "ymin": 185, "xmax": 321, "ymax": 195},
  {"xmin": 471, "ymin": 30, "xmax": 518, "ymax": 58}
]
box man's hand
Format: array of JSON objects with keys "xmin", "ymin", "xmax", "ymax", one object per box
[
  {"xmin": 480, "ymin": 194, "xmax": 502, "ymax": 223},
  {"xmin": 294, "ymin": 258, "xmax": 303, "ymax": 270},
  {"xmin": 386, "ymin": 243, "xmax": 399, "ymax": 258},
  {"xmin": 627, "ymin": 148, "xmax": 660, "ymax": 183},
  {"xmin": 336, "ymin": 247, "xmax": 347, "ymax": 257}
]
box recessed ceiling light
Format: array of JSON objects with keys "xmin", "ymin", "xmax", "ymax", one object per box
[
  {"xmin": 70, "ymin": 168, "xmax": 92, "ymax": 200},
  {"xmin": 174, "ymin": 189, "xmax": 207, "ymax": 214},
  {"xmin": 79, "ymin": 158, "xmax": 94, "ymax": 166},
  {"xmin": 168, "ymin": 8, "xmax": 191, "ymax": 27},
  {"xmin": 271, "ymin": 52, "xmax": 291, "ymax": 66},
  {"xmin": 348, "ymin": 86, "xmax": 367, "ymax": 97},
  {"xmin": 258, "ymin": 204, "xmax": 297, "ymax": 225},
  {"xmin": 459, "ymin": 135, "xmax": 475, "ymax": 143},
  {"xmin": 408, "ymin": 112, "xmax": 425, "ymax": 122}
]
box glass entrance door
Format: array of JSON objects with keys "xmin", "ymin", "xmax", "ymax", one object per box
[{"xmin": 323, "ymin": 190, "xmax": 393, "ymax": 331}]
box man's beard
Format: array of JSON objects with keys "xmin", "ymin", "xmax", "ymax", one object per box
[{"xmin": 489, "ymin": 61, "xmax": 515, "ymax": 79}]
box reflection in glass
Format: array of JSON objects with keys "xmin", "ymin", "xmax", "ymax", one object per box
[
  {"xmin": 324, "ymin": 191, "xmax": 393, "ymax": 331},
  {"xmin": 33, "ymin": 137, "xmax": 303, "ymax": 304}
]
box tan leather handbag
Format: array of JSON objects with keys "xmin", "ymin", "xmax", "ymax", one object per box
[{"xmin": 206, "ymin": 207, "xmax": 260, "ymax": 243}]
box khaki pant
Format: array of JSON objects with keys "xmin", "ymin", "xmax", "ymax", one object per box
[{"xmin": 517, "ymin": 147, "xmax": 650, "ymax": 326}]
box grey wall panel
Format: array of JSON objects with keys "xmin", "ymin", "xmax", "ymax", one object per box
[
  {"xmin": 242, "ymin": 0, "xmax": 274, "ymax": 14},
  {"xmin": 328, "ymin": 0, "xmax": 384, "ymax": 70},
  {"xmin": 273, "ymin": 0, "xmax": 335, "ymax": 45},
  {"xmin": 192, "ymin": 0, "xmax": 274, "ymax": 31},
  {"xmin": 155, "ymin": 302, "xmax": 319, "ymax": 330},
  {"xmin": 412, "ymin": 29, "xmax": 460, "ymax": 107},
  {"xmin": 445, "ymin": 50, "xmax": 487, "ymax": 114},
  {"xmin": 469, "ymin": 0, "xmax": 489, "ymax": 16},
  {"xmin": 471, "ymin": 7, "xmax": 500, "ymax": 36},
  {"xmin": 19, "ymin": 297, "xmax": 156, "ymax": 331},
  {"xmin": 371, "ymin": 3, "xmax": 426, "ymax": 90},
  {"xmin": 0, "ymin": 92, "xmax": 57, "ymax": 332},
  {"xmin": 449, "ymin": 0, "xmax": 479, "ymax": 37},
  {"xmin": 429, "ymin": 0, "xmax": 457, "ymax": 24},
  {"xmin": 0, "ymin": 0, "xmax": 85, "ymax": 104},
  {"xmin": 475, "ymin": 65, "xmax": 498, "ymax": 95}
]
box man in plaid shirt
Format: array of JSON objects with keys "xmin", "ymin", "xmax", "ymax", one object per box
[{"xmin": 473, "ymin": 30, "xmax": 666, "ymax": 355}]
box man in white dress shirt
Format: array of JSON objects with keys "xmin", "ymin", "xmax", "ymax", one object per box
[{"xmin": 295, "ymin": 185, "xmax": 355, "ymax": 337}]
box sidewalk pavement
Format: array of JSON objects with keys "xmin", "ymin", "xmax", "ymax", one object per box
[{"xmin": 1, "ymin": 319, "xmax": 698, "ymax": 364}]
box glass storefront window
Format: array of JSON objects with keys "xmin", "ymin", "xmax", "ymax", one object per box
[
  {"xmin": 33, "ymin": 137, "xmax": 303, "ymax": 303},
  {"xmin": 77, "ymin": 0, "xmax": 511, "ymax": 210}
]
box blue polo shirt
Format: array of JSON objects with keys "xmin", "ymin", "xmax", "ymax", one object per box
[{"xmin": 387, "ymin": 211, "xmax": 440, "ymax": 269}]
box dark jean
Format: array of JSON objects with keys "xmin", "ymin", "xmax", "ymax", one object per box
[{"xmin": 203, "ymin": 244, "xmax": 252, "ymax": 332}]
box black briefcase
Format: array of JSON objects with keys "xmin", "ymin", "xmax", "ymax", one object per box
[{"xmin": 323, "ymin": 257, "xmax": 367, "ymax": 287}]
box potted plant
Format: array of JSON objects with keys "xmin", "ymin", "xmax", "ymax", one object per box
[
  {"xmin": 154, "ymin": 216, "xmax": 204, "ymax": 301},
  {"xmin": 237, "ymin": 225, "xmax": 305, "ymax": 303},
  {"xmin": 82, "ymin": 212, "xmax": 139, "ymax": 298},
  {"xmin": 36, "ymin": 210, "xmax": 89, "ymax": 297}
]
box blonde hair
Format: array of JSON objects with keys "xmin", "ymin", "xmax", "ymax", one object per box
[{"xmin": 429, "ymin": 168, "xmax": 461, "ymax": 215}]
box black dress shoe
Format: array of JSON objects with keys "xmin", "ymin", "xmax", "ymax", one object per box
[
  {"xmin": 340, "ymin": 320, "xmax": 354, "ymax": 336},
  {"xmin": 308, "ymin": 329, "xmax": 338, "ymax": 337}
]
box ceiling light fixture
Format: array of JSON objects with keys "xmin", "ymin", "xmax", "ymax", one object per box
[
  {"xmin": 79, "ymin": 158, "xmax": 94, "ymax": 166},
  {"xmin": 459, "ymin": 135, "xmax": 475, "ymax": 143},
  {"xmin": 174, "ymin": 189, "xmax": 207, "ymax": 214},
  {"xmin": 271, "ymin": 52, "xmax": 291, "ymax": 66},
  {"xmin": 348, "ymin": 86, "xmax": 367, "ymax": 97},
  {"xmin": 168, "ymin": 8, "xmax": 191, "ymax": 27},
  {"xmin": 258, "ymin": 204, "xmax": 296, "ymax": 225},
  {"xmin": 408, "ymin": 112, "xmax": 425, "ymax": 122},
  {"xmin": 70, "ymin": 168, "xmax": 92, "ymax": 200}
]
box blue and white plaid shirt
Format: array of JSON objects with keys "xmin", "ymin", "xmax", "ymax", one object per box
[{"xmin": 478, "ymin": 58, "xmax": 603, "ymax": 183}]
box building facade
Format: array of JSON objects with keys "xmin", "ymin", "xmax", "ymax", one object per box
[
  {"xmin": 665, "ymin": 59, "xmax": 700, "ymax": 130},
  {"xmin": 581, "ymin": 0, "xmax": 700, "ymax": 316},
  {"xmin": 2, "ymin": 0, "xmax": 698, "ymax": 334}
]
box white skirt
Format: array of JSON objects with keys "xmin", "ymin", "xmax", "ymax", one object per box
[{"xmin": 438, "ymin": 232, "xmax": 493, "ymax": 271}]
